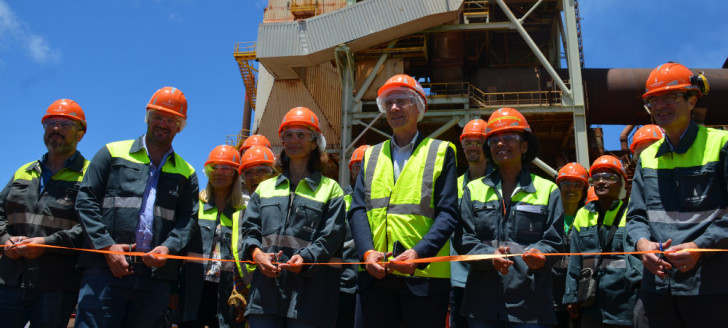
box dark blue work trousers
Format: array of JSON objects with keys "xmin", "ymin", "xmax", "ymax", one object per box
[
  {"xmin": 74, "ymin": 265, "xmax": 172, "ymax": 328},
  {"xmin": 0, "ymin": 285, "xmax": 77, "ymax": 328}
]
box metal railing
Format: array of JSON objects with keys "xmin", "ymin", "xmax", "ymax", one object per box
[
  {"xmin": 422, "ymin": 82, "xmax": 563, "ymax": 108},
  {"xmin": 290, "ymin": 0, "xmax": 319, "ymax": 18}
]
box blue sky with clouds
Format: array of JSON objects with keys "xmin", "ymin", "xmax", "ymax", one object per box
[{"xmin": 0, "ymin": 0, "xmax": 726, "ymax": 185}]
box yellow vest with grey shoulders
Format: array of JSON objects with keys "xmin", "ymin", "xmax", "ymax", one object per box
[{"xmin": 362, "ymin": 138, "xmax": 454, "ymax": 278}]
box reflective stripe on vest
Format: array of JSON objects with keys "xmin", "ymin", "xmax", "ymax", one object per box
[
  {"xmin": 362, "ymin": 138, "xmax": 454, "ymax": 278},
  {"xmin": 7, "ymin": 212, "xmax": 77, "ymax": 230},
  {"xmin": 102, "ymin": 196, "xmax": 175, "ymax": 222},
  {"xmin": 231, "ymin": 209, "xmax": 256, "ymax": 286},
  {"xmin": 582, "ymin": 257, "xmax": 626, "ymax": 269}
]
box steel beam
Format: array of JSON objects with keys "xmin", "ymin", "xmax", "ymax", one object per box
[
  {"xmin": 354, "ymin": 41, "xmax": 396, "ymax": 103},
  {"xmin": 336, "ymin": 45, "xmax": 356, "ymax": 186},
  {"xmin": 427, "ymin": 116, "xmax": 460, "ymax": 139},
  {"xmin": 494, "ymin": 0, "xmax": 571, "ymax": 97},
  {"xmin": 562, "ymin": 0, "xmax": 589, "ymax": 166}
]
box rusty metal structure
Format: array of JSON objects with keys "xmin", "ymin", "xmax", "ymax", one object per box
[{"xmin": 233, "ymin": 0, "xmax": 728, "ymax": 186}]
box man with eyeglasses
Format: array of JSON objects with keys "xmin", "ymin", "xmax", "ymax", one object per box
[
  {"xmin": 74, "ymin": 87, "xmax": 199, "ymax": 328},
  {"xmin": 449, "ymin": 118, "xmax": 491, "ymax": 328},
  {"xmin": 626, "ymin": 62, "xmax": 728, "ymax": 327},
  {"xmin": 0, "ymin": 99, "xmax": 88, "ymax": 328},
  {"xmin": 349, "ymin": 74, "xmax": 458, "ymax": 327}
]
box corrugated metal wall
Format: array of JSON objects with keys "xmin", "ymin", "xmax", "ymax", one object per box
[
  {"xmin": 255, "ymin": 62, "xmax": 342, "ymax": 149},
  {"xmin": 355, "ymin": 59, "xmax": 404, "ymax": 101}
]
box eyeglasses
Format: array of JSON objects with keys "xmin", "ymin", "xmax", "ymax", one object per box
[
  {"xmin": 350, "ymin": 163, "xmax": 362, "ymax": 171},
  {"xmin": 206, "ymin": 164, "xmax": 237, "ymax": 176},
  {"xmin": 487, "ymin": 133, "xmax": 522, "ymax": 147},
  {"xmin": 559, "ymin": 180, "xmax": 584, "ymax": 189},
  {"xmin": 149, "ymin": 113, "xmax": 182, "ymax": 127},
  {"xmin": 382, "ymin": 95, "xmax": 416, "ymax": 109},
  {"xmin": 589, "ymin": 172, "xmax": 620, "ymax": 184},
  {"xmin": 43, "ymin": 119, "xmax": 78, "ymax": 131},
  {"xmin": 242, "ymin": 166, "xmax": 274, "ymax": 178},
  {"xmin": 645, "ymin": 93, "xmax": 685, "ymax": 107},
  {"xmin": 281, "ymin": 129, "xmax": 315, "ymax": 142},
  {"xmin": 461, "ymin": 139, "xmax": 485, "ymax": 148}
]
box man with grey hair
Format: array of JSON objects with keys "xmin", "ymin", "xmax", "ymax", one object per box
[{"xmin": 349, "ymin": 74, "xmax": 458, "ymax": 327}]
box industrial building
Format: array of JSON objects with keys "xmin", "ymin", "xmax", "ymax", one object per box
[{"xmin": 231, "ymin": 0, "xmax": 728, "ymax": 186}]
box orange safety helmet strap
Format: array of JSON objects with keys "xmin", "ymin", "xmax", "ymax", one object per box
[
  {"xmin": 43, "ymin": 99, "xmax": 87, "ymax": 131},
  {"xmin": 239, "ymin": 146, "xmax": 276, "ymax": 173}
]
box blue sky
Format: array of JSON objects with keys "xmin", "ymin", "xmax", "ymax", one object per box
[{"xmin": 0, "ymin": 0, "xmax": 726, "ymax": 186}]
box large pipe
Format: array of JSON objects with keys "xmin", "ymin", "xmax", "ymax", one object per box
[
  {"xmin": 242, "ymin": 94, "xmax": 252, "ymax": 136},
  {"xmin": 581, "ymin": 68, "xmax": 728, "ymax": 125},
  {"xmin": 619, "ymin": 125, "xmax": 635, "ymax": 152}
]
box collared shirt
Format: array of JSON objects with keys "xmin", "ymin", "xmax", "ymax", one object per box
[
  {"xmin": 663, "ymin": 123, "xmax": 690, "ymax": 152},
  {"xmin": 39, "ymin": 152, "xmax": 79, "ymax": 193},
  {"xmin": 391, "ymin": 130, "xmax": 419, "ymax": 182},
  {"xmin": 135, "ymin": 136, "xmax": 173, "ymax": 252}
]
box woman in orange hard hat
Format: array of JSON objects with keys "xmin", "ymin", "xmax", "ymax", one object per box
[
  {"xmin": 177, "ymin": 145, "xmax": 245, "ymax": 328},
  {"xmin": 454, "ymin": 107, "xmax": 564, "ymax": 327},
  {"xmin": 239, "ymin": 107, "xmax": 346, "ymax": 327},
  {"xmin": 552, "ymin": 162, "xmax": 589, "ymax": 328}
]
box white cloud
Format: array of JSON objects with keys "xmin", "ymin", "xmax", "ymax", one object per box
[{"xmin": 0, "ymin": 0, "xmax": 61, "ymax": 64}]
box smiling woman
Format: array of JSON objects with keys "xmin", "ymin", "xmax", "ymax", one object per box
[{"xmin": 454, "ymin": 107, "xmax": 565, "ymax": 327}]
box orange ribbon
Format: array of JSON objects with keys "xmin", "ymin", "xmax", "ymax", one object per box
[{"xmin": 1, "ymin": 244, "xmax": 723, "ymax": 266}]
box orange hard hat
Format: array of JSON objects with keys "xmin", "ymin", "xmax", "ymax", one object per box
[
  {"xmin": 460, "ymin": 119, "xmax": 487, "ymax": 142},
  {"xmin": 484, "ymin": 107, "xmax": 532, "ymax": 139},
  {"xmin": 204, "ymin": 145, "xmax": 241, "ymax": 168},
  {"xmin": 590, "ymin": 155, "xmax": 626, "ymax": 179},
  {"xmin": 239, "ymin": 146, "xmax": 276, "ymax": 173},
  {"xmin": 278, "ymin": 107, "xmax": 321, "ymax": 134},
  {"xmin": 630, "ymin": 125, "xmax": 664, "ymax": 154},
  {"xmin": 239, "ymin": 134, "xmax": 272, "ymax": 153},
  {"xmin": 643, "ymin": 62, "xmax": 704, "ymax": 99},
  {"xmin": 377, "ymin": 74, "xmax": 427, "ymax": 107},
  {"xmin": 586, "ymin": 185, "xmax": 598, "ymax": 203},
  {"xmin": 42, "ymin": 99, "xmax": 86, "ymax": 131},
  {"xmin": 349, "ymin": 145, "xmax": 371, "ymax": 170},
  {"xmin": 556, "ymin": 162, "xmax": 589, "ymax": 185},
  {"xmin": 147, "ymin": 86, "xmax": 188, "ymax": 119}
]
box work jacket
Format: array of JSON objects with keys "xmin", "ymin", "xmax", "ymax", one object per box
[
  {"xmin": 348, "ymin": 134, "xmax": 458, "ymax": 295},
  {"xmin": 564, "ymin": 200, "xmax": 642, "ymax": 326},
  {"xmin": 0, "ymin": 152, "xmax": 88, "ymax": 292},
  {"xmin": 451, "ymin": 172, "xmax": 473, "ymax": 288},
  {"xmin": 454, "ymin": 168, "xmax": 564, "ymax": 324},
  {"xmin": 178, "ymin": 198, "xmax": 242, "ymax": 326},
  {"xmin": 627, "ymin": 121, "xmax": 728, "ymax": 295},
  {"xmin": 340, "ymin": 185, "xmax": 357, "ymax": 294},
  {"xmin": 76, "ymin": 136, "xmax": 199, "ymax": 281},
  {"xmin": 240, "ymin": 170, "xmax": 345, "ymax": 328}
]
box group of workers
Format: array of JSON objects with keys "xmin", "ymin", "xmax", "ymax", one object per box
[{"xmin": 0, "ymin": 61, "xmax": 725, "ymax": 328}]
